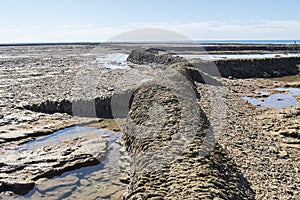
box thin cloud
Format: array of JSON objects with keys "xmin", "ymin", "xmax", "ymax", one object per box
[
  {"xmin": 0, "ymin": 29, "xmax": 20, "ymax": 33},
  {"xmin": 0, "ymin": 20, "xmax": 299, "ymax": 43},
  {"xmin": 60, "ymin": 24, "xmax": 93, "ymax": 29}
]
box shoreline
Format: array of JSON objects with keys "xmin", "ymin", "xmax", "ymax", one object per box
[{"xmin": 0, "ymin": 43, "xmax": 299, "ymax": 199}]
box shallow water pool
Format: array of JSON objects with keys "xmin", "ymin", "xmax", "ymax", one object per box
[
  {"xmin": 243, "ymin": 88, "xmax": 300, "ymax": 109},
  {"xmin": 92, "ymin": 53, "xmax": 130, "ymax": 69},
  {"xmin": 19, "ymin": 126, "xmax": 114, "ymax": 151},
  {"xmin": 10, "ymin": 126, "xmax": 127, "ymax": 199}
]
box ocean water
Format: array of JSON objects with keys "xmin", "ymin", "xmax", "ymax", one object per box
[
  {"xmin": 180, "ymin": 53, "xmax": 300, "ymax": 60},
  {"xmin": 1, "ymin": 40, "xmax": 299, "ymax": 46},
  {"xmin": 196, "ymin": 40, "xmax": 300, "ymax": 44}
]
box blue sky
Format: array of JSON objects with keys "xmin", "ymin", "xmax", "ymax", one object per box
[{"xmin": 0, "ymin": 0, "xmax": 299, "ymax": 42}]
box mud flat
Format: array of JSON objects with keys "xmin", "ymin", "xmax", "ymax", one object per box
[{"xmin": 0, "ymin": 43, "xmax": 299, "ymax": 199}]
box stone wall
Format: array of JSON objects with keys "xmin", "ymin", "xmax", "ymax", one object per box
[
  {"xmin": 127, "ymin": 48, "xmax": 300, "ymax": 79},
  {"xmin": 196, "ymin": 57, "xmax": 300, "ymax": 78},
  {"xmin": 122, "ymin": 49, "xmax": 255, "ymax": 199},
  {"xmin": 23, "ymin": 92, "xmax": 133, "ymax": 119}
]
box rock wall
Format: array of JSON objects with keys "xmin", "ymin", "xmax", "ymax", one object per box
[
  {"xmin": 24, "ymin": 98, "xmax": 113, "ymax": 118},
  {"xmin": 127, "ymin": 49, "xmax": 300, "ymax": 79},
  {"xmin": 23, "ymin": 91, "xmax": 133, "ymax": 119},
  {"xmin": 122, "ymin": 49, "xmax": 255, "ymax": 199},
  {"xmin": 161, "ymin": 44, "xmax": 300, "ymax": 52},
  {"xmin": 197, "ymin": 57, "xmax": 300, "ymax": 78},
  {"xmin": 127, "ymin": 49, "xmax": 221, "ymax": 86}
]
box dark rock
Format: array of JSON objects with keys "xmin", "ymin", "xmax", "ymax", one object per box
[
  {"xmin": 128, "ymin": 49, "xmax": 300, "ymax": 79},
  {"xmin": 196, "ymin": 57, "xmax": 300, "ymax": 78},
  {"xmin": 119, "ymin": 174, "xmax": 130, "ymax": 184},
  {"xmin": 122, "ymin": 50, "xmax": 255, "ymax": 199},
  {"xmin": 127, "ymin": 49, "xmax": 183, "ymax": 66},
  {"xmin": 0, "ymin": 181, "xmax": 35, "ymax": 195},
  {"xmin": 127, "ymin": 49, "xmax": 222, "ymax": 86}
]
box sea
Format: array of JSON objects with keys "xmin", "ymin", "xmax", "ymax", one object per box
[
  {"xmin": 1, "ymin": 40, "xmax": 300, "ymax": 46},
  {"xmin": 196, "ymin": 40, "xmax": 300, "ymax": 44}
]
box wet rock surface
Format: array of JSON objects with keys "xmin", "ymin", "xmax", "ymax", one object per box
[
  {"xmin": 0, "ymin": 44, "xmax": 299, "ymax": 199},
  {"xmin": 122, "ymin": 48, "xmax": 300, "ymax": 199},
  {"xmin": 122, "ymin": 49, "xmax": 255, "ymax": 199},
  {"xmin": 128, "ymin": 48, "xmax": 300, "ymax": 80},
  {"xmin": 197, "ymin": 79, "xmax": 300, "ymax": 200},
  {"xmin": 0, "ymin": 45, "xmax": 130, "ymax": 198},
  {"xmin": 204, "ymin": 57, "xmax": 300, "ymax": 78},
  {"xmin": 123, "ymin": 85, "xmax": 255, "ymax": 199},
  {"xmin": 126, "ymin": 48, "xmax": 183, "ymax": 65},
  {"xmin": 0, "ymin": 123, "xmax": 110, "ymax": 195}
]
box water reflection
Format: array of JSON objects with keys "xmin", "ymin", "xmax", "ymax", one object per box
[{"xmin": 243, "ymin": 88, "xmax": 300, "ymax": 109}]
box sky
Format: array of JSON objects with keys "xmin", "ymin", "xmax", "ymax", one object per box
[{"xmin": 0, "ymin": 0, "xmax": 300, "ymax": 43}]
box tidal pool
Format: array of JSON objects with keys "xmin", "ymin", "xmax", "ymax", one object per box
[
  {"xmin": 19, "ymin": 126, "xmax": 114, "ymax": 151},
  {"xmin": 243, "ymin": 88, "xmax": 300, "ymax": 109},
  {"xmin": 11, "ymin": 126, "xmax": 127, "ymax": 199},
  {"xmin": 92, "ymin": 53, "xmax": 130, "ymax": 69}
]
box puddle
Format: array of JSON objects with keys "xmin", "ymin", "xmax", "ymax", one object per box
[
  {"xmin": 243, "ymin": 94, "xmax": 297, "ymax": 109},
  {"xmin": 179, "ymin": 53, "xmax": 300, "ymax": 60},
  {"xmin": 275, "ymin": 88, "xmax": 300, "ymax": 96},
  {"xmin": 92, "ymin": 53, "xmax": 130, "ymax": 69},
  {"xmin": 7, "ymin": 126, "xmax": 127, "ymax": 199},
  {"xmin": 19, "ymin": 126, "xmax": 114, "ymax": 151},
  {"xmin": 243, "ymin": 88, "xmax": 300, "ymax": 109}
]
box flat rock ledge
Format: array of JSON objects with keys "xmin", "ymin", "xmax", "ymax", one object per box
[
  {"xmin": 121, "ymin": 49, "xmax": 255, "ymax": 199},
  {"xmin": 0, "ymin": 126, "xmax": 109, "ymax": 196}
]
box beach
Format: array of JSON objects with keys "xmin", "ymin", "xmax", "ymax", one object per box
[{"xmin": 0, "ymin": 43, "xmax": 299, "ymax": 199}]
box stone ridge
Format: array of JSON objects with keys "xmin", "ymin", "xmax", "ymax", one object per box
[
  {"xmin": 198, "ymin": 57, "xmax": 300, "ymax": 78},
  {"xmin": 122, "ymin": 49, "xmax": 255, "ymax": 199},
  {"xmin": 127, "ymin": 48, "xmax": 300, "ymax": 78}
]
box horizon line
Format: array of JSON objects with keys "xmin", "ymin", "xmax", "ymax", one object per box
[{"xmin": 1, "ymin": 39, "xmax": 300, "ymax": 46}]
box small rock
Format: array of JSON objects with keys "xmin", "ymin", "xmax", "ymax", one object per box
[
  {"xmin": 119, "ymin": 174, "xmax": 130, "ymax": 184},
  {"xmin": 1, "ymin": 191, "xmax": 14, "ymax": 196},
  {"xmin": 278, "ymin": 150, "xmax": 289, "ymax": 159},
  {"xmin": 79, "ymin": 179, "xmax": 91, "ymax": 186},
  {"xmin": 0, "ymin": 181, "xmax": 35, "ymax": 195},
  {"xmin": 213, "ymin": 198, "xmax": 223, "ymax": 200},
  {"xmin": 107, "ymin": 87, "xmax": 114, "ymax": 91},
  {"xmin": 269, "ymin": 146, "xmax": 279, "ymax": 154}
]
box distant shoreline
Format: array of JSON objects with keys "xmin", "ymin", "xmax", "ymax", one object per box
[
  {"xmin": 0, "ymin": 42, "xmax": 102, "ymax": 47},
  {"xmin": 0, "ymin": 40, "xmax": 300, "ymax": 47}
]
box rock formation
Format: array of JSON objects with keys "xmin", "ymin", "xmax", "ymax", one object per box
[{"xmin": 122, "ymin": 49, "xmax": 255, "ymax": 199}]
